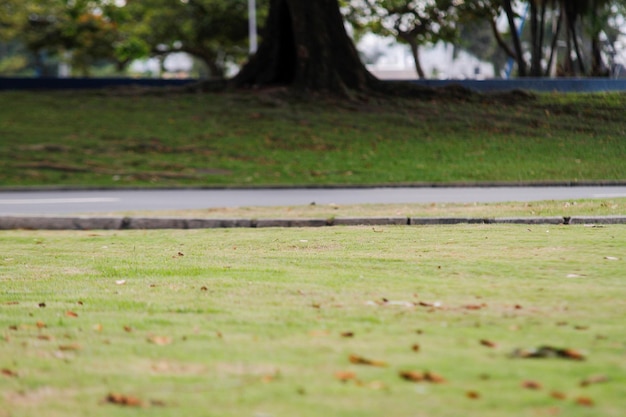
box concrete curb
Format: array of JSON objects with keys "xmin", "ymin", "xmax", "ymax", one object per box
[{"xmin": 1, "ymin": 216, "xmax": 625, "ymax": 230}]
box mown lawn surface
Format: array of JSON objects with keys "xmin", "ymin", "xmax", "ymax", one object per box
[
  {"xmin": 1, "ymin": 225, "xmax": 625, "ymax": 417},
  {"xmin": 0, "ymin": 90, "xmax": 624, "ymax": 188}
]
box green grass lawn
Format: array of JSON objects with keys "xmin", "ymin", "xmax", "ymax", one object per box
[
  {"xmin": 1, "ymin": 224, "xmax": 625, "ymax": 417},
  {"xmin": 0, "ymin": 90, "xmax": 624, "ymax": 188}
]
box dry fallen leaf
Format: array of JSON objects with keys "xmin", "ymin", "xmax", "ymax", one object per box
[
  {"xmin": 340, "ymin": 331, "xmax": 354, "ymax": 338},
  {"xmin": 550, "ymin": 391, "xmax": 567, "ymax": 400},
  {"xmin": 424, "ymin": 371, "xmax": 446, "ymax": 383},
  {"xmin": 334, "ymin": 371, "xmax": 357, "ymax": 382},
  {"xmin": 105, "ymin": 393, "xmax": 143, "ymax": 407},
  {"xmin": 37, "ymin": 334, "xmax": 53, "ymax": 341},
  {"xmin": 38, "ymin": 302, "xmax": 46, "ymax": 308},
  {"xmin": 349, "ymin": 354, "xmax": 387, "ymax": 367},
  {"xmin": 522, "ymin": 380, "xmax": 542, "ymax": 390},
  {"xmin": 58, "ymin": 343, "xmax": 81, "ymax": 351},
  {"xmin": 411, "ymin": 343, "xmax": 420, "ymax": 352},
  {"xmin": 466, "ymin": 391, "xmax": 480, "ymax": 399},
  {"xmin": 575, "ymin": 396, "xmax": 594, "ymax": 407},
  {"xmin": 399, "ymin": 371, "xmax": 424, "ymax": 382},
  {"xmin": 2, "ymin": 368, "xmax": 18, "ymax": 378},
  {"xmin": 123, "ymin": 326, "xmax": 132, "ymax": 332},
  {"xmin": 480, "ymin": 339, "xmax": 497, "ymax": 348},
  {"xmin": 147, "ymin": 336, "xmax": 172, "ymax": 346},
  {"xmin": 580, "ymin": 374, "xmax": 609, "ymax": 387},
  {"xmin": 463, "ymin": 304, "xmax": 485, "ymax": 310},
  {"xmin": 65, "ymin": 311, "xmax": 78, "ymax": 318}
]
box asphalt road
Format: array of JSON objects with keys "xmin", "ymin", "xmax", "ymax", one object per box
[{"xmin": 1, "ymin": 186, "xmax": 626, "ymax": 215}]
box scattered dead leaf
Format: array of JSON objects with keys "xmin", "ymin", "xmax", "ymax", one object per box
[
  {"xmin": 466, "ymin": 391, "xmax": 480, "ymax": 399},
  {"xmin": 424, "ymin": 371, "xmax": 446, "ymax": 383},
  {"xmin": 38, "ymin": 302, "xmax": 46, "ymax": 308},
  {"xmin": 349, "ymin": 354, "xmax": 387, "ymax": 367},
  {"xmin": 511, "ymin": 346, "xmax": 585, "ymax": 361},
  {"xmin": 550, "ymin": 391, "xmax": 567, "ymax": 400},
  {"xmin": 147, "ymin": 336, "xmax": 172, "ymax": 346},
  {"xmin": 340, "ymin": 331, "xmax": 354, "ymax": 338},
  {"xmin": 65, "ymin": 311, "xmax": 78, "ymax": 318},
  {"xmin": 123, "ymin": 326, "xmax": 132, "ymax": 332},
  {"xmin": 4, "ymin": 301, "xmax": 19, "ymax": 305},
  {"xmin": 200, "ymin": 286, "xmax": 208, "ymax": 291},
  {"xmin": 480, "ymin": 339, "xmax": 497, "ymax": 348},
  {"xmin": 411, "ymin": 343, "xmax": 420, "ymax": 352},
  {"xmin": 334, "ymin": 371, "xmax": 357, "ymax": 382},
  {"xmin": 36, "ymin": 321, "xmax": 46, "ymax": 329},
  {"xmin": 2, "ymin": 368, "xmax": 18, "ymax": 378},
  {"xmin": 522, "ymin": 380, "xmax": 542, "ymax": 390},
  {"xmin": 574, "ymin": 325, "xmax": 589, "ymax": 330},
  {"xmin": 580, "ymin": 374, "xmax": 609, "ymax": 387},
  {"xmin": 58, "ymin": 343, "xmax": 81, "ymax": 351},
  {"xmin": 575, "ymin": 396, "xmax": 594, "ymax": 407},
  {"xmin": 93, "ymin": 324, "xmax": 103, "ymax": 332},
  {"xmin": 399, "ymin": 371, "xmax": 424, "ymax": 382},
  {"xmin": 464, "ymin": 304, "xmax": 485, "ymax": 310},
  {"xmin": 105, "ymin": 393, "xmax": 143, "ymax": 407},
  {"xmin": 37, "ymin": 335, "xmax": 53, "ymax": 341}
]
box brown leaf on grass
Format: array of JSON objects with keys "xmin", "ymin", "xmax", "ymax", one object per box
[
  {"xmin": 123, "ymin": 326, "xmax": 132, "ymax": 332},
  {"xmin": 4, "ymin": 301, "xmax": 19, "ymax": 305},
  {"xmin": 36, "ymin": 321, "xmax": 46, "ymax": 329},
  {"xmin": 463, "ymin": 304, "xmax": 485, "ymax": 310},
  {"xmin": 105, "ymin": 393, "xmax": 143, "ymax": 407},
  {"xmin": 93, "ymin": 324, "xmax": 103, "ymax": 332},
  {"xmin": 37, "ymin": 334, "xmax": 53, "ymax": 341},
  {"xmin": 58, "ymin": 343, "xmax": 81, "ymax": 351},
  {"xmin": 399, "ymin": 371, "xmax": 424, "ymax": 382},
  {"xmin": 349, "ymin": 354, "xmax": 387, "ymax": 367},
  {"xmin": 522, "ymin": 380, "xmax": 542, "ymax": 390},
  {"xmin": 147, "ymin": 336, "xmax": 172, "ymax": 346},
  {"xmin": 424, "ymin": 371, "xmax": 446, "ymax": 383},
  {"xmin": 575, "ymin": 396, "xmax": 594, "ymax": 407},
  {"xmin": 480, "ymin": 339, "xmax": 497, "ymax": 348},
  {"xmin": 38, "ymin": 302, "xmax": 46, "ymax": 308},
  {"xmin": 2, "ymin": 368, "xmax": 18, "ymax": 378},
  {"xmin": 65, "ymin": 311, "xmax": 78, "ymax": 318},
  {"xmin": 580, "ymin": 375, "xmax": 609, "ymax": 387},
  {"xmin": 466, "ymin": 391, "xmax": 480, "ymax": 399},
  {"xmin": 200, "ymin": 286, "xmax": 208, "ymax": 291},
  {"xmin": 334, "ymin": 371, "xmax": 357, "ymax": 382},
  {"xmin": 340, "ymin": 331, "xmax": 354, "ymax": 338},
  {"xmin": 411, "ymin": 343, "xmax": 420, "ymax": 352},
  {"xmin": 550, "ymin": 391, "xmax": 567, "ymax": 400},
  {"xmin": 511, "ymin": 346, "xmax": 585, "ymax": 361}
]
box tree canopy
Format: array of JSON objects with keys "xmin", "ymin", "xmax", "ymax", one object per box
[{"xmin": 1, "ymin": 0, "xmax": 625, "ymax": 82}]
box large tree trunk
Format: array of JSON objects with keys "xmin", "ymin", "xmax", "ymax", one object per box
[{"xmin": 232, "ymin": 0, "xmax": 378, "ymax": 94}]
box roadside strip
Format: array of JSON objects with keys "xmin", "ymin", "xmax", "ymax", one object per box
[{"xmin": 1, "ymin": 216, "xmax": 625, "ymax": 230}]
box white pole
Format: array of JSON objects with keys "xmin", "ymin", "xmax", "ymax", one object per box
[{"xmin": 248, "ymin": 0, "xmax": 258, "ymax": 54}]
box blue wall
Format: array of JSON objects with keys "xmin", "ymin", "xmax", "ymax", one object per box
[{"xmin": 1, "ymin": 76, "xmax": 626, "ymax": 93}]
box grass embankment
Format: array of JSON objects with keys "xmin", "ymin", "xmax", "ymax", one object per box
[
  {"xmin": 1, "ymin": 225, "xmax": 625, "ymax": 416},
  {"xmin": 0, "ymin": 90, "xmax": 624, "ymax": 188}
]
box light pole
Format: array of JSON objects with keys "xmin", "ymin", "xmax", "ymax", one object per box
[{"xmin": 248, "ymin": 0, "xmax": 258, "ymax": 54}]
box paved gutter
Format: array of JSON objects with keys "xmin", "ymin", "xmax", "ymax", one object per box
[{"xmin": 1, "ymin": 216, "xmax": 625, "ymax": 230}]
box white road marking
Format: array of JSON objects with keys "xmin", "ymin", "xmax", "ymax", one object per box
[{"xmin": 0, "ymin": 198, "xmax": 120, "ymax": 205}]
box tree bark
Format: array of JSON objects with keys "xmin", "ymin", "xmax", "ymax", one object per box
[
  {"xmin": 232, "ymin": 0, "xmax": 378, "ymax": 94},
  {"xmin": 503, "ymin": 0, "xmax": 527, "ymax": 76}
]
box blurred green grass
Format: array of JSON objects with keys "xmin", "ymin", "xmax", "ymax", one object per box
[{"xmin": 0, "ymin": 90, "xmax": 624, "ymax": 187}]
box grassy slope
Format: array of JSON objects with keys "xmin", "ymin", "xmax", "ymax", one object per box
[
  {"xmin": 1, "ymin": 226, "xmax": 625, "ymax": 417},
  {"xmin": 0, "ymin": 90, "xmax": 624, "ymax": 187}
]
